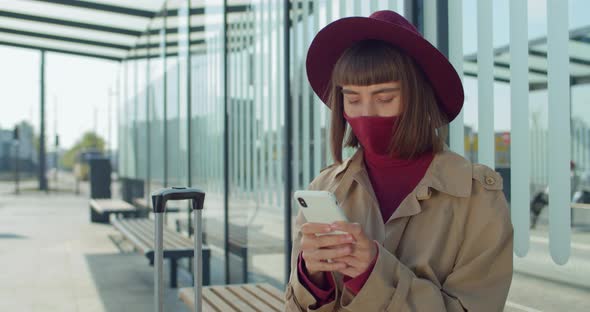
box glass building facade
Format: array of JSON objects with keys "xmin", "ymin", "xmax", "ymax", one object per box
[{"xmin": 116, "ymin": 0, "xmax": 590, "ymax": 291}]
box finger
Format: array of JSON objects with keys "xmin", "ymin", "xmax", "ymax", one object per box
[
  {"xmin": 303, "ymin": 245, "xmax": 352, "ymax": 261},
  {"xmin": 330, "ymin": 222, "xmax": 370, "ymax": 244},
  {"xmin": 307, "ymin": 260, "xmax": 347, "ymax": 272},
  {"xmin": 332, "ymin": 255, "xmax": 364, "ymax": 269},
  {"xmin": 300, "ymin": 223, "xmax": 333, "ymax": 235},
  {"xmin": 300, "ymin": 235, "xmax": 348, "ymax": 251},
  {"xmin": 315, "ymin": 233, "xmax": 355, "ymax": 248},
  {"xmin": 300, "ymin": 233, "xmax": 353, "ymax": 250}
]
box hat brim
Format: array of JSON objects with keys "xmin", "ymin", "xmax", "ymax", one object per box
[{"xmin": 306, "ymin": 16, "xmax": 464, "ymax": 123}]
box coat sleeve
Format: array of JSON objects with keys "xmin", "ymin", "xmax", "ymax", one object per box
[{"xmin": 338, "ymin": 182, "xmax": 514, "ymax": 312}]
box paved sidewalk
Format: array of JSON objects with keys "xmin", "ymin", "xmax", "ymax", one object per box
[{"xmin": 0, "ymin": 190, "xmax": 194, "ymax": 312}]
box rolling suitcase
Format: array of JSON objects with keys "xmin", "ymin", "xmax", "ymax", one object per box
[{"xmin": 152, "ymin": 187, "xmax": 205, "ymax": 312}]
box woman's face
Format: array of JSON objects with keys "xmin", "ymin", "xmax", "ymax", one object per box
[{"xmin": 341, "ymin": 81, "xmax": 402, "ymax": 118}]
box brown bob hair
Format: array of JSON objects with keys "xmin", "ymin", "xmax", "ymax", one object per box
[{"xmin": 327, "ymin": 40, "xmax": 448, "ymax": 163}]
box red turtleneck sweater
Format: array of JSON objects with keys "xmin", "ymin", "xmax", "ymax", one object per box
[{"xmin": 298, "ymin": 149, "xmax": 434, "ymax": 304}]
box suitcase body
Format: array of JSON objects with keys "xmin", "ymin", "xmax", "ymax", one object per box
[{"xmin": 152, "ymin": 187, "xmax": 205, "ymax": 312}]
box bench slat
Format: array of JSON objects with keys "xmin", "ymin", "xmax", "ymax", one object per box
[
  {"xmin": 116, "ymin": 219, "xmax": 193, "ymax": 253},
  {"xmin": 257, "ymin": 284, "xmax": 284, "ymax": 302},
  {"xmin": 242, "ymin": 284, "xmax": 283, "ymax": 310},
  {"xmin": 572, "ymin": 202, "xmax": 590, "ymax": 210},
  {"xmin": 179, "ymin": 284, "xmax": 282, "ymax": 312},
  {"xmin": 227, "ymin": 285, "xmax": 281, "ymax": 312},
  {"xmin": 162, "ymin": 225, "xmax": 193, "ymax": 249},
  {"xmin": 179, "ymin": 287, "xmax": 218, "ymax": 311},
  {"xmin": 123, "ymin": 220, "xmax": 154, "ymax": 253},
  {"xmin": 257, "ymin": 284, "xmax": 285, "ymax": 303},
  {"xmin": 210, "ymin": 287, "xmax": 258, "ymax": 312},
  {"xmin": 112, "ymin": 219, "xmax": 151, "ymax": 256},
  {"xmin": 203, "ymin": 287, "xmax": 239, "ymax": 311},
  {"xmin": 90, "ymin": 199, "xmax": 135, "ymax": 213},
  {"xmin": 127, "ymin": 220, "xmax": 156, "ymax": 254}
]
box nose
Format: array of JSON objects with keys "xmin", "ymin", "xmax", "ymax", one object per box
[{"xmin": 361, "ymin": 102, "xmax": 378, "ymax": 117}]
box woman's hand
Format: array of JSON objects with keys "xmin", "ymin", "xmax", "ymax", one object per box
[
  {"xmin": 330, "ymin": 221, "xmax": 378, "ymax": 278},
  {"xmin": 300, "ymin": 222, "xmax": 356, "ymax": 278}
]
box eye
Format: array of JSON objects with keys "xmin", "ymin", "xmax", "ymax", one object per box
[
  {"xmin": 377, "ymin": 97, "xmax": 394, "ymax": 104},
  {"xmin": 346, "ymin": 98, "xmax": 360, "ymax": 105}
]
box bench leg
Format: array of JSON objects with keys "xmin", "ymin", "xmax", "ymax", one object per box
[
  {"xmin": 90, "ymin": 207, "xmax": 109, "ymax": 223},
  {"xmin": 170, "ymin": 258, "xmax": 178, "ymax": 288},
  {"xmin": 241, "ymin": 248, "xmax": 248, "ymax": 284},
  {"xmin": 203, "ymin": 249, "xmax": 210, "ymax": 286},
  {"xmin": 189, "ymin": 250, "xmax": 210, "ymax": 287}
]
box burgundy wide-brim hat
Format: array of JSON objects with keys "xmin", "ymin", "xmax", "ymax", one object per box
[{"xmin": 306, "ymin": 10, "xmax": 464, "ymax": 123}]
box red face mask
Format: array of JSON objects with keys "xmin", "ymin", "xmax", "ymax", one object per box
[{"xmin": 344, "ymin": 112, "xmax": 399, "ymax": 156}]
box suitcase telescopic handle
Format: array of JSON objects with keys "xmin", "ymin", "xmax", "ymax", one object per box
[
  {"xmin": 152, "ymin": 187, "xmax": 205, "ymax": 312},
  {"xmin": 151, "ymin": 186, "xmax": 205, "ymax": 213}
]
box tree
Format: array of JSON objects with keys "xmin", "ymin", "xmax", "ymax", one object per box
[{"xmin": 61, "ymin": 132, "xmax": 105, "ymax": 170}]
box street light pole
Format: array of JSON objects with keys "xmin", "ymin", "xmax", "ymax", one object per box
[
  {"xmin": 55, "ymin": 134, "xmax": 59, "ymax": 186},
  {"xmin": 13, "ymin": 126, "xmax": 19, "ymax": 195},
  {"xmin": 108, "ymin": 87, "xmax": 111, "ymax": 156},
  {"xmin": 54, "ymin": 96, "xmax": 59, "ymax": 187},
  {"xmin": 39, "ymin": 50, "xmax": 48, "ymax": 192}
]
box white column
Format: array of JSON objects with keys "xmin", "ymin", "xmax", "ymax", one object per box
[
  {"xmin": 448, "ymin": 0, "xmax": 464, "ymax": 156},
  {"xmin": 477, "ymin": 0, "xmax": 495, "ymax": 168},
  {"xmin": 509, "ymin": 0, "xmax": 530, "ymax": 257},
  {"xmin": 547, "ymin": 0, "xmax": 571, "ymax": 265}
]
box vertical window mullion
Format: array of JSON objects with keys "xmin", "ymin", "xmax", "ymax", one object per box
[
  {"xmin": 312, "ymin": 0, "xmax": 322, "ymax": 174},
  {"xmin": 510, "ymin": 0, "xmax": 531, "ymax": 257},
  {"xmin": 275, "ymin": 0, "xmax": 284, "ymax": 205},
  {"xmin": 239, "ymin": 15, "xmax": 245, "ymax": 198},
  {"xmin": 547, "ymin": 0, "xmax": 571, "ymax": 265},
  {"xmin": 267, "ymin": 0, "xmax": 275, "ymax": 205},
  {"xmin": 232, "ymin": 23, "xmax": 238, "ymax": 198},
  {"xmin": 246, "ymin": 10, "xmax": 253, "ymax": 198},
  {"xmin": 477, "ymin": 0, "xmax": 495, "ymax": 168},
  {"xmin": 325, "ymin": 0, "xmax": 333, "ymax": 165},
  {"xmin": 449, "ymin": 0, "xmax": 464, "ymax": 156},
  {"xmin": 293, "ymin": 0, "xmax": 301, "ymax": 191}
]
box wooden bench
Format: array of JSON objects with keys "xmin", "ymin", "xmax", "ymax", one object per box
[
  {"xmin": 111, "ymin": 218, "xmax": 211, "ymax": 288},
  {"xmin": 178, "ymin": 283, "xmax": 284, "ymax": 311},
  {"xmin": 176, "ymin": 218, "xmax": 283, "ymax": 283},
  {"xmin": 90, "ymin": 199, "xmax": 138, "ymax": 223},
  {"xmin": 132, "ymin": 197, "xmax": 181, "ymax": 217},
  {"xmin": 571, "ymin": 202, "xmax": 590, "ymax": 210}
]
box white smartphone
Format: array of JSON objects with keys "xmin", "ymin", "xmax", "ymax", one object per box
[{"xmin": 294, "ymin": 190, "xmax": 348, "ymax": 235}]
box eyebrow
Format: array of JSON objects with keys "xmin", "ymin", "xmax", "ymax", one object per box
[{"xmin": 341, "ymin": 87, "xmax": 400, "ymax": 95}]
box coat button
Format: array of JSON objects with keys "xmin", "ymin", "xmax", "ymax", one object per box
[{"xmin": 485, "ymin": 176, "xmax": 496, "ymax": 185}]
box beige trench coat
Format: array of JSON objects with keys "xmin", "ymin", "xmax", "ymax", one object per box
[{"xmin": 284, "ymin": 148, "xmax": 513, "ymax": 312}]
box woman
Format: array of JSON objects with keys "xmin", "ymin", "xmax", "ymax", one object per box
[{"xmin": 284, "ymin": 10, "xmax": 513, "ymax": 312}]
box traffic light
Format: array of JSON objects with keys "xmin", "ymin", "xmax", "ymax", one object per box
[{"xmin": 13, "ymin": 126, "xmax": 19, "ymax": 141}]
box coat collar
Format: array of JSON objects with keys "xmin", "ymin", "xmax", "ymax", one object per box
[{"xmin": 331, "ymin": 148, "xmax": 473, "ymax": 223}]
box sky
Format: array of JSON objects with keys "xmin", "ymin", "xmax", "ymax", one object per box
[
  {"xmin": 0, "ymin": 49, "xmax": 118, "ymax": 150},
  {"xmin": 0, "ymin": 0, "xmax": 589, "ymax": 150}
]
